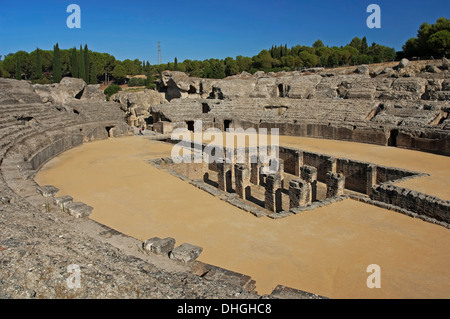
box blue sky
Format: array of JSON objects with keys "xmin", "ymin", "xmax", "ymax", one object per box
[{"xmin": 0, "ymin": 0, "xmax": 448, "ymax": 64}]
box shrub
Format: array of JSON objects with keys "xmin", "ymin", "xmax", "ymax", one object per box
[
  {"xmin": 31, "ymin": 78, "xmax": 52, "ymax": 85},
  {"xmin": 128, "ymin": 77, "xmax": 146, "ymax": 87},
  {"xmin": 104, "ymin": 84, "xmax": 122, "ymax": 100}
]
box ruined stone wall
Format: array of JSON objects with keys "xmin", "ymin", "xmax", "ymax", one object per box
[
  {"xmin": 302, "ymin": 152, "xmax": 336, "ymax": 182},
  {"xmin": 29, "ymin": 133, "xmax": 84, "ymax": 171},
  {"xmin": 371, "ymin": 184, "xmax": 450, "ymax": 224},
  {"xmin": 376, "ymin": 166, "xmax": 418, "ymax": 185},
  {"xmin": 336, "ymin": 159, "xmax": 373, "ymax": 194}
]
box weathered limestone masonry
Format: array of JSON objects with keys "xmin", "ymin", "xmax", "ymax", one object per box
[
  {"xmin": 235, "ymin": 163, "xmax": 251, "ymax": 200},
  {"xmin": 371, "ymin": 184, "xmax": 450, "ymax": 225},
  {"xmin": 146, "ymin": 59, "xmax": 450, "ymax": 156},
  {"xmin": 326, "ymin": 172, "xmax": 346, "ymax": 198},
  {"xmin": 265, "ymin": 173, "xmax": 283, "ymax": 213},
  {"xmin": 217, "ymin": 158, "xmax": 233, "ymax": 192},
  {"xmin": 289, "ymin": 179, "xmax": 311, "ymax": 209},
  {"xmin": 300, "ymin": 165, "xmax": 318, "ymax": 202},
  {"xmin": 250, "ymin": 154, "xmax": 261, "ymax": 185},
  {"xmin": 157, "ymin": 137, "xmax": 446, "ymax": 224}
]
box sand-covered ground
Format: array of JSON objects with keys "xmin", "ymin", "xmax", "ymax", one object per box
[{"xmin": 35, "ymin": 135, "xmax": 450, "ymax": 298}]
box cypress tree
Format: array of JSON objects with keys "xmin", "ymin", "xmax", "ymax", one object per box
[
  {"xmin": 78, "ymin": 45, "xmax": 85, "ymax": 82},
  {"xmin": 84, "ymin": 44, "xmax": 90, "ymax": 83},
  {"xmin": 90, "ymin": 62, "xmax": 97, "ymax": 84},
  {"xmin": 71, "ymin": 47, "xmax": 78, "ymax": 78},
  {"xmin": 32, "ymin": 48, "xmax": 42, "ymax": 80},
  {"xmin": 15, "ymin": 56, "xmax": 21, "ymax": 80},
  {"xmin": 174, "ymin": 57, "xmax": 178, "ymax": 71},
  {"xmin": 53, "ymin": 43, "xmax": 62, "ymax": 83},
  {"xmin": 361, "ymin": 37, "xmax": 368, "ymax": 54}
]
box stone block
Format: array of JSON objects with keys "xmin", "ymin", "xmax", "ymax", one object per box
[
  {"xmin": 143, "ymin": 237, "xmax": 176, "ymax": 256},
  {"xmin": 169, "ymin": 243, "xmax": 203, "ymax": 263},
  {"xmin": 217, "ymin": 159, "xmax": 233, "ymax": 192},
  {"xmin": 36, "ymin": 185, "xmax": 59, "ymax": 197},
  {"xmin": 326, "ymin": 172, "xmax": 345, "ymax": 198},
  {"xmin": 53, "ymin": 195, "xmax": 73, "ymax": 210},
  {"xmin": 235, "ymin": 163, "xmax": 250, "ymax": 199},
  {"xmin": 65, "ymin": 202, "xmax": 93, "ymax": 218},
  {"xmin": 289, "ymin": 179, "xmax": 312, "ymax": 209},
  {"xmin": 265, "ymin": 174, "xmax": 283, "ymax": 213}
]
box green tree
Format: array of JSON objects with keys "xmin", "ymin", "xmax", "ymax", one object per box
[
  {"xmin": 146, "ymin": 68, "xmax": 156, "ymax": 89},
  {"xmin": 235, "ymin": 55, "xmax": 252, "ymax": 72},
  {"xmin": 224, "ymin": 57, "xmax": 239, "ymax": 76},
  {"xmin": 427, "ymin": 30, "xmax": 450, "ymax": 57},
  {"xmin": 403, "ymin": 17, "xmax": 450, "ymax": 58},
  {"xmin": 32, "ymin": 48, "xmax": 43, "ymax": 80},
  {"xmin": 210, "ymin": 59, "xmax": 226, "ymax": 79},
  {"xmin": 71, "ymin": 47, "xmax": 78, "ymax": 78},
  {"xmin": 53, "ymin": 43, "xmax": 62, "ymax": 83},
  {"xmin": 15, "ymin": 56, "xmax": 21, "ymax": 80},
  {"xmin": 78, "ymin": 45, "xmax": 85, "ymax": 82},
  {"xmin": 14, "ymin": 51, "xmax": 32, "ymax": 79},
  {"xmin": 313, "ymin": 39, "xmax": 325, "ymax": 49},
  {"xmin": 174, "ymin": 57, "xmax": 178, "ymax": 71},
  {"xmin": 402, "ymin": 38, "xmax": 419, "ymax": 58},
  {"xmin": 121, "ymin": 59, "xmax": 139, "ymax": 76},
  {"xmin": 90, "ymin": 62, "xmax": 97, "ymax": 84},
  {"xmin": 84, "ymin": 44, "xmax": 90, "ymax": 83},
  {"xmin": 348, "ymin": 37, "xmax": 362, "ymax": 52},
  {"xmin": 361, "ymin": 37, "xmax": 368, "ymax": 54},
  {"xmin": 253, "ymin": 50, "xmax": 274, "ymax": 69},
  {"xmin": 328, "ymin": 53, "xmax": 339, "ymax": 68},
  {"xmin": 112, "ymin": 64, "xmax": 126, "ymax": 84}
]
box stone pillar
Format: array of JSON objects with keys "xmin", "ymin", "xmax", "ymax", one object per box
[
  {"xmin": 294, "ymin": 151, "xmax": 304, "ymax": 177},
  {"xmin": 366, "ymin": 164, "xmax": 377, "ymax": 196},
  {"xmin": 250, "ymin": 154, "xmax": 260, "ymax": 186},
  {"xmin": 235, "ymin": 163, "xmax": 251, "ymax": 200},
  {"xmin": 268, "ymin": 158, "xmax": 284, "ymax": 188},
  {"xmin": 301, "ymin": 165, "xmax": 318, "ymax": 202},
  {"xmin": 265, "ymin": 174, "xmax": 283, "ymax": 213},
  {"xmin": 326, "ymin": 157, "xmax": 337, "ymax": 175},
  {"xmin": 289, "ymin": 179, "xmax": 312, "ymax": 209},
  {"xmin": 259, "ymin": 154, "xmax": 270, "ymax": 186},
  {"xmin": 326, "ymin": 172, "xmax": 345, "ymax": 198},
  {"xmin": 203, "ymin": 153, "xmax": 210, "ymax": 182},
  {"xmin": 217, "ymin": 159, "xmax": 232, "ymax": 192}
]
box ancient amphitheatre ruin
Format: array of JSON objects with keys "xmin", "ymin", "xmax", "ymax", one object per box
[{"xmin": 1, "ymin": 58, "xmax": 449, "ymax": 299}]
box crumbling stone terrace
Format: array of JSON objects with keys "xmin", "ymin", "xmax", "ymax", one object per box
[{"xmin": 147, "ymin": 59, "xmax": 450, "ymax": 157}]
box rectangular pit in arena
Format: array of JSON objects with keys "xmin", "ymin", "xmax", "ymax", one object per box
[{"xmin": 148, "ymin": 138, "xmax": 430, "ymax": 220}]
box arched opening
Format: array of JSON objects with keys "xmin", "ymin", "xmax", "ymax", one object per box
[
  {"xmin": 202, "ymin": 103, "xmax": 211, "ymax": 114},
  {"xmin": 186, "ymin": 121, "xmax": 195, "ymax": 132},
  {"xmin": 105, "ymin": 126, "xmax": 115, "ymax": 138},
  {"xmin": 388, "ymin": 129, "xmax": 399, "ymax": 147},
  {"xmin": 224, "ymin": 120, "xmax": 232, "ymax": 131},
  {"xmin": 188, "ymin": 85, "xmax": 197, "ymax": 94}
]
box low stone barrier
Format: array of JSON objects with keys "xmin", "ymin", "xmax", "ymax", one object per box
[{"xmin": 371, "ymin": 184, "xmax": 450, "ymax": 224}]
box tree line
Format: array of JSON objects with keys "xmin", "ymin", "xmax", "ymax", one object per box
[
  {"xmin": 401, "ymin": 17, "xmax": 450, "ymax": 59},
  {"xmin": 0, "ymin": 17, "xmax": 448, "ymax": 84}
]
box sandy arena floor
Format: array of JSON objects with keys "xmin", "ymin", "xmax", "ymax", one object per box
[{"xmin": 35, "ymin": 135, "xmax": 450, "ymax": 298}]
